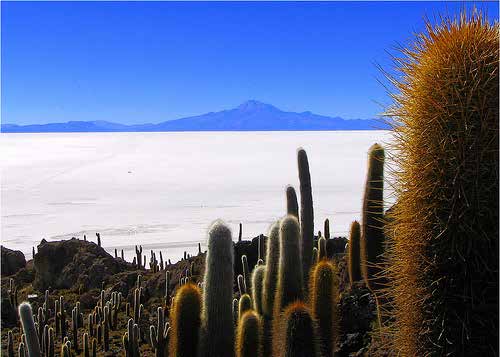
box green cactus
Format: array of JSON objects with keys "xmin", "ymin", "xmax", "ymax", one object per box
[
  {"xmin": 285, "ymin": 186, "xmax": 299, "ymax": 219},
  {"xmin": 169, "ymin": 283, "xmax": 201, "ymax": 357},
  {"xmin": 236, "ymin": 311, "xmax": 262, "ymax": 357},
  {"xmin": 274, "ymin": 216, "xmax": 304, "ymax": 315},
  {"xmin": 297, "ymin": 148, "xmax": 314, "ymax": 287},
  {"xmin": 242, "ymin": 255, "xmax": 251, "ymax": 293},
  {"xmin": 310, "ymin": 260, "xmax": 339, "ymax": 357},
  {"xmin": 199, "ymin": 221, "xmax": 235, "ymax": 357},
  {"xmin": 262, "ymin": 222, "xmax": 280, "ymax": 318},
  {"xmin": 273, "ymin": 302, "xmax": 319, "ymax": 357},
  {"xmin": 360, "ymin": 143, "xmax": 385, "ymax": 292},
  {"xmin": 238, "ymin": 294, "xmax": 252, "ymax": 319},
  {"xmin": 19, "ymin": 302, "xmax": 41, "ymax": 357},
  {"xmin": 348, "ymin": 221, "xmax": 362, "ymax": 284},
  {"xmin": 251, "ymin": 265, "xmax": 266, "ymax": 315},
  {"xmin": 318, "ymin": 237, "xmax": 326, "ymax": 260},
  {"xmin": 324, "ymin": 219, "xmax": 330, "ymax": 239},
  {"xmin": 151, "ymin": 307, "xmax": 170, "ymax": 357}
]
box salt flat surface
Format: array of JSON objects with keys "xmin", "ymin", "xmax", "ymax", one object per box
[{"xmin": 1, "ymin": 131, "xmax": 392, "ymax": 262}]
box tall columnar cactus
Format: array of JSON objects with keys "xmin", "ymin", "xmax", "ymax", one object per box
[
  {"xmin": 285, "ymin": 186, "xmax": 299, "ymax": 219},
  {"xmin": 297, "ymin": 148, "xmax": 314, "ymax": 286},
  {"xmin": 169, "ymin": 283, "xmax": 201, "ymax": 357},
  {"xmin": 83, "ymin": 332, "xmax": 89, "ymax": 357},
  {"xmin": 151, "ymin": 307, "xmax": 170, "ymax": 357},
  {"xmin": 236, "ymin": 311, "xmax": 262, "ymax": 357},
  {"xmin": 238, "ymin": 294, "xmax": 252, "ymax": 319},
  {"xmin": 324, "ymin": 219, "xmax": 330, "ymax": 239},
  {"xmin": 237, "ymin": 275, "xmax": 246, "ymax": 296},
  {"xmin": 96, "ymin": 233, "xmax": 101, "ymax": 247},
  {"xmin": 58, "ymin": 296, "xmax": 66, "ymax": 340},
  {"xmin": 19, "ymin": 302, "xmax": 41, "ymax": 357},
  {"xmin": 135, "ymin": 245, "xmax": 143, "ymax": 269},
  {"xmin": 232, "ymin": 299, "xmax": 239, "ymax": 326},
  {"xmin": 199, "ymin": 221, "xmax": 235, "ymax": 357},
  {"xmin": 318, "ymin": 237, "xmax": 326, "ymax": 260},
  {"xmin": 273, "ymin": 302, "xmax": 319, "ymax": 357},
  {"xmin": 102, "ymin": 306, "xmax": 109, "ymax": 351},
  {"xmin": 241, "ymin": 255, "xmax": 251, "ymax": 294},
  {"xmin": 123, "ymin": 319, "xmax": 140, "ymax": 357},
  {"xmin": 71, "ymin": 307, "xmax": 79, "ymax": 352},
  {"xmin": 251, "ymin": 265, "xmax": 266, "ymax": 315},
  {"xmin": 360, "ymin": 143, "xmax": 385, "ymax": 292},
  {"xmin": 91, "ymin": 338, "xmax": 97, "ymax": 357},
  {"xmin": 274, "ymin": 216, "xmax": 303, "ymax": 315},
  {"xmin": 348, "ymin": 221, "xmax": 362, "ymax": 284},
  {"xmin": 18, "ymin": 342, "xmax": 26, "ymax": 357},
  {"xmin": 385, "ymin": 11, "xmax": 499, "ymax": 356},
  {"xmin": 238, "ymin": 223, "xmax": 243, "ymax": 242},
  {"xmin": 310, "ymin": 260, "xmax": 339, "ymax": 357},
  {"xmin": 7, "ymin": 330, "xmax": 14, "ymax": 357},
  {"xmin": 262, "ymin": 224, "xmax": 283, "ymax": 321}
]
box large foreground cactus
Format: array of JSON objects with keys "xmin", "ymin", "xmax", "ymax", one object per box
[
  {"xmin": 19, "ymin": 302, "xmax": 41, "ymax": 357},
  {"xmin": 385, "ymin": 10, "xmax": 499, "ymax": 356},
  {"xmin": 169, "ymin": 283, "xmax": 200, "ymax": 357},
  {"xmin": 199, "ymin": 221, "xmax": 235, "ymax": 357}
]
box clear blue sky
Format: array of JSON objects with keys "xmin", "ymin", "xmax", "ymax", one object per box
[{"xmin": 2, "ymin": 1, "xmax": 498, "ymax": 125}]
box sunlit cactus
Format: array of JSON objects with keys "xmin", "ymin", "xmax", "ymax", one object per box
[
  {"xmin": 19, "ymin": 302, "xmax": 41, "ymax": 357},
  {"xmin": 285, "ymin": 186, "xmax": 299, "ymax": 219},
  {"xmin": 236, "ymin": 311, "xmax": 262, "ymax": 357},
  {"xmin": 169, "ymin": 283, "xmax": 201, "ymax": 357},
  {"xmin": 251, "ymin": 265, "xmax": 266, "ymax": 315}
]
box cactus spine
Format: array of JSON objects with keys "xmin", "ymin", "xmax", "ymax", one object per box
[
  {"xmin": 274, "ymin": 215, "xmax": 303, "ymax": 314},
  {"xmin": 169, "ymin": 283, "xmax": 201, "ymax": 357},
  {"xmin": 236, "ymin": 311, "xmax": 262, "ymax": 357},
  {"xmin": 199, "ymin": 221, "xmax": 235, "ymax": 357},
  {"xmin": 310, "ymin": 260, "xmax": 339, "ymax": 357},
  {"xmin": 297, "ymin": 148, "xmax": 314, "ymax": 286},
  {"xmin": 251, "ymin": 265, "xmax": 266, "ymax": 315},
  {"xmin": 285, "ymin": 186, "xmax": 299, "ymax": 219},
  {"xmin": 348, "ymin": 221, "xmax": 362, "ymax": 284},
  {"xmin": 19, "ymin": 302, "xmax": 41, "ymax": 357},
  {"xmin": 273, "ymin": 302, "xmax": 319, "ymax": 357}
]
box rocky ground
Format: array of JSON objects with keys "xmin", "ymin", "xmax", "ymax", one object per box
[{"xmin": 1, "ymin": 235, "xmax": 378, "ymax": 356}]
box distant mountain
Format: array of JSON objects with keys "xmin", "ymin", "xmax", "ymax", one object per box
[{"xmin": 1, "ymin": 100, "xmax": 389, "ymax": 133}]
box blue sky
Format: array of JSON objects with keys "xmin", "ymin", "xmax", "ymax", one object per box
[{"xmin": 2, "ymin": 1, "xmax": 498, "ymax": 125}]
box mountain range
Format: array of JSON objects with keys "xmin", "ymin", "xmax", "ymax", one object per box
[{"xmin": 1, "ymin": 100, "xmax": 389, "ymax": 133}]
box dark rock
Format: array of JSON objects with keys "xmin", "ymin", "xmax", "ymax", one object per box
[
  {"xmin": 327, "ymin": 236, "xmax": 348, "ymax": 257},
  {"xmin": 33, "ymin": 238, "xmax": 134, "ymax": 291},
  {"xmin": 1, "ymin": 246, "xmax": 26, "ymax": 276}
]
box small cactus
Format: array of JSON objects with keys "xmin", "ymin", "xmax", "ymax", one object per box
[
  {"xmin": 242, "ymin": 255, "xmax": 251, "ymax": 293},
  {"xmin": 273, "ymin": 302, "xmax": 320, "ymax": 357},
  {"xmin": 251, "ymin": 265, "xmax": 266, "ymax": 315},
  {"xmin": 238, "ymin": 294, "xmax": 252, "ymax": 319},
  {"xmin": 7, "ymin": 330, "xmax": 14, "ymax": 357},
  {"xmin": 19, "ymin": 302, "xmax": 41, "ymax": 357},
  {"xmin": 237, "ymin": 275, "xmax": 246, "ymax": 296},
  {"xmin": 324, "ymin": 218, "xmax": 330, "ymax": 239},
  {"xmin": 274, "ymin": 216, "xmax": 304, "ymax": 315},
  {"xmin": 318, "ymin": 237, "xmax": 326, "ymax": 260},
  {"xmin": 236, "ymin": 311, "xmax": 262, "ymax": 357},
  {"xmin": 310, "ymin": 260, "xmax": 339, "ymax": 357},
  {"xmin": 169, "ymin": 283, "xmax": 201, "ymax": 357},
  {"xmin": 348, "ymin": 221, "xmax": 362, "ymax": 284},
  {"xmin": 285, "ymin": 185, "xmax": 299, "ymax": 219},
  {"xmin": 262, "ymin": 222, "xmax": 280, "ymax": 318},
  {"xmin": 199, "ymin": 221, "xmax": 235, "ymax": 357}
]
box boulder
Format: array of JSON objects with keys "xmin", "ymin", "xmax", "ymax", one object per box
[
  {"xmin": 33, "ymin": 238, "xmax": 133, "ymax": 291},
  {"xmin": 1, "ymin": 246, "xmax": 26, "ymax": 276}
]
